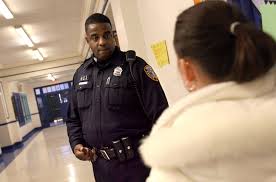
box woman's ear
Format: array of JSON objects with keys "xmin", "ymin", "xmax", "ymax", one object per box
[{"xmin": 178, "ymin": 58, "xmax": 197, "ymax": 92}]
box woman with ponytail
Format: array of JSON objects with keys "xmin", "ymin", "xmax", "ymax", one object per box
[{"xmin": 140, "ymin": 1, "xmax": 276, "ymax": 181}]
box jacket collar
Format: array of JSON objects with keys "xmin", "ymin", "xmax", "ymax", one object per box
[
  {"xmin": 92, "ymin": 47, "xmax": 124, "ymax": 69},
  {"xmin": 155, "ymin": 67, "xmax": 276, "ymax": 129}
]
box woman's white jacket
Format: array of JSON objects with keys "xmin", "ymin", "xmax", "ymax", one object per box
[{"xmin": 140, "ymin": 68, "xmax": 276, "ymax": 182}]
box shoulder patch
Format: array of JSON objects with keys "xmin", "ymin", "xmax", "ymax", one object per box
[{"xmin": 144, "ymin": 65, "xmax": 159, "ymax": 82}]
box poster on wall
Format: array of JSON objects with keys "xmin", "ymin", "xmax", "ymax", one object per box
[
  {"xmin": 252, "ymin": 0, "xmax": 276, "ymax": 39},
  {"xmin": 228, "ymin": 0, "xmax": 276, "ymax": 39},
  {"xmin": 151, "ymin": 40, "xmax": 170, "ymax": 68},
  {"xmin": 259, "ymin": 1, "xmax": 276, "ymax": 40}
]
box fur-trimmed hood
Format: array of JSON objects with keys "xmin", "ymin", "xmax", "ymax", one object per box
[{"xmin": 140, "ymin": 68, "xmax": 276, "ymax": 182}]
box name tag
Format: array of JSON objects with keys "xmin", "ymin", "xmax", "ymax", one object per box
[{"xmin": 79, "ymin": 81, "xmax": 88, "ymax": 85}]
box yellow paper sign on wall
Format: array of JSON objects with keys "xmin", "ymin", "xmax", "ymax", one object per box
[{"xmin": 151, "ymin": 40, "xmax": 170, "ymax": 68}]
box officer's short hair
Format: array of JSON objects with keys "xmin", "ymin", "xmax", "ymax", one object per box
[{"xmin": 85, "ymin": 13, "xmax": 112, "ymax": 32}]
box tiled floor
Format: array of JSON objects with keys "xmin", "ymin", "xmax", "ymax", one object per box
[
  {"xmin": 0, "ymin": 128, "xmax": 41, "ymax": 173},
  {"xmin": 0, "ymin": 125, "xmax": 95, "ymax": 182}
]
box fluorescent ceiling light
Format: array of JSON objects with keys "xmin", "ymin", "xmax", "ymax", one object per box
[
  {"xmin": 0, "ymin": 0, "xmax": 14, "ymax": 19},
  {"xmin": 33, "ymin": 49, "xmax": 44, "ymax": 61},
  {"xmin": 47, "ymin": 74, "xmax": 56, "ymax": 81},
  {"xmin": 15, "ymin": 26, "xmax": 34, "ymax": 47}
]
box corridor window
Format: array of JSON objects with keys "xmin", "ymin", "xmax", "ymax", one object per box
[
  {"xmin": 35, "ymin": 89, "xmax": 41, "ymax": 95},
  {"xmin": 47, "ymin": 87, "xmax": 52, "ymax": 93},
  {"xmin": 42, "ymin": 87, "xmax": 48, "ymax": 94},
  {"xmin": 64, "ymin": 83, "xmax": 69, "ymax": 89},
  {"xmin": 60, "ymin": 84, "xmax": 65, "ymax": 90},
  {"xmin": 51, "ymin": 86, "xmax": 56, "ymax": 92},
  {"xmin": 56, "ymin": 85, "xmax": 61, "ymax": 91}
]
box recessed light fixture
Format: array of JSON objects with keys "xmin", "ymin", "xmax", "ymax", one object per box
[
  {"xmin": 33, "ymin": 49, "xmax": 44, "ymax": 61},
  {"xmin": 0, "ymin": 0, "xmax": 13, "ymax": 19},
  {"xmin": 47, "ymin": 74, "xmax": 56, "ymax": 81},
  {"xmin": 15, "ymin": 26, "xmax": 34, "ymax": 47}
]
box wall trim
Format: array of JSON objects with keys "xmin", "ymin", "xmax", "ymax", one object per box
[
  {"xmin": 0, "ymin": 113, "xmax": 39, "ymax": 126},
  {"xmin": 0, "ymin": 120, "xmax": 17, "ymax": 127},
  {"xmin": 0, "ymin": 127, "xmax": 42, "ymax": 169},
  {"xmin": 1, "ymin": 127, "xmax": 42, "ymax": 152}
]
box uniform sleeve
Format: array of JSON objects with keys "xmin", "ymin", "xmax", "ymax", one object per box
[
  {"xmin": 132, "ymin": 57, "xmax": 168, "ymax": 124},
  {"xmin": 66, "ymin": 73, "xmax": 85, "ymax": 151}
]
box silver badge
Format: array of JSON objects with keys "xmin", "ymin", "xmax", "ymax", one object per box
[{"xmin": 113, "ymin": 66, "xmax": 123, "ymax": 77}]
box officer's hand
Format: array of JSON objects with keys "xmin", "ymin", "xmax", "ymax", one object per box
[{"xmin": 73, "ymin": 144, "xmax": 94, "ymax": 161}]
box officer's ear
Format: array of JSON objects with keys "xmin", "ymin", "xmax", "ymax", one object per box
[{"xmin": 85, "ymin": 35, "xmax": 89, "ymax": 44}]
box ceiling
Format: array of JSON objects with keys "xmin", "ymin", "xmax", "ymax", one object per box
[{"xmin": 0, "ymin": 0, "xmax": 94, "ymax": 70}]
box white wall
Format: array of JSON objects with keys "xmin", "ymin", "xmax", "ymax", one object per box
[
  {"xmin": 0, "ymin": 83, "xmax": 7, "ymax": 123},
  {"xmin": 110, "ymin": 0, "xmax": 148, "ymax": 60},
  {"xmin": 4, "ymin": 82, "xmax": 22, "ymax": 145},
  {"xmin": 0, "ymin": 81, "xmax": 42, "ymax": 147},
  {"xmin": 136, "ymin": 0, "xmax": 194, "ymax": 104},
  {"xmin": 0, "ymin": 125, "xmax": 12, "ymax": 147},
  {"xmin": 110, "ymin": 0, "xmax": 194, "ymax": 104}
]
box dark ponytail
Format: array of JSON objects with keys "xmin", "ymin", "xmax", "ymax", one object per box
[
  {"xmin": 231, "ymin": 23, "xmax": 276, "ymax": 82},
  {"xmin": 174, "ymin": 1, "xmax": 276, "ymax": 83}
]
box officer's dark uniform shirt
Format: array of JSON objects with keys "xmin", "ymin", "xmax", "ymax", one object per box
[{"xmin": 66, "ymin": 47, "xmax": 168, "ymax": 150}]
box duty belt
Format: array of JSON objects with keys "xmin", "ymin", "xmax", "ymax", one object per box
[
  {"xmin": 98, "ymin": 148, "xmax": 117, "ymax": 160},
  {"xmin": 96, "ymin": 136, "xmax": 139, "ymax": 162}
]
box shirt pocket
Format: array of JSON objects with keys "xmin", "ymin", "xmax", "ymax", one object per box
[
  {"xmin": 76, "ymin": 81, "xmax": 93, "ymax": 109},
  {"xmin": 105, "ymin": 76, "xmax": 124, "ymax": 110},
  {"xmin": 106, "ymin": 76, "xmax": 137, "ymax": 110}
]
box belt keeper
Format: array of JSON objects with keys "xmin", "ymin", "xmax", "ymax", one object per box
[
  {"xmin": 121, "ymin": 137, "xmax": 134, "ymax": 160},
  {"xmin": 112, "ymin": 140, "xmax": 126, "ymax": 162}
]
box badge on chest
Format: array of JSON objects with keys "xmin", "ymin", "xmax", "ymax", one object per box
[{"xmin": 113, "ymin": 66, "xmax": 123, "ymax": 77}]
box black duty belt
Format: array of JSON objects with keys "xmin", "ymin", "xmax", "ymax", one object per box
[
  {"xmin": 96, "ymin": 136, "xmax": 142, "ymax": 162},
  {"xmin": 97, "ymin": 148, "xmax": 117, "ymax": 160}
]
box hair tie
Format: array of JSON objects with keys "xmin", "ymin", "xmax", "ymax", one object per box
[{"xmin": 230, "ymin": 22, "xmax": 240, "ymax": 34}]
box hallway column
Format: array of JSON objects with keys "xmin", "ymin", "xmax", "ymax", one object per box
[
  {"xmin": 110, "ymin": 0, "xmax": 148, "ymax": 60},
  {"xmin": 0, "ymin": 81, "xmax": 21, "ymax": 148}
]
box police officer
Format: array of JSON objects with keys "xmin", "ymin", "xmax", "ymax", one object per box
[{"xmin": 66, "ymin": 13, "xmax": 168, "ymax": 182}]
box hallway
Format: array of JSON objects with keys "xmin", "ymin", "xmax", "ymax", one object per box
[{"xmin": 0, "ymin": 125, "xmax": 95, "ymax": 182}]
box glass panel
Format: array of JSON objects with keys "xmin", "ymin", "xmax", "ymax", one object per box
[
  {"xmin": 51, "ymin": 86, "xmax": 56, "ymax": 92},
  {"xmin": 42, "ymin": 87, "xmax": 48, "ymax": 94},
  {"xmin": 56, "ymin": 85, "xmax": 61, "ymax": 91},
  {"xmin": 60, "ymin": 84, "xmax": 65, "ymax": 90},
  {"xmin": 64, "ymin": 83, "xmax": 69, "ymax": 89},
  {"xmin": 35, "ymin": 88, "xmax": 40, "ymax": 95},
  {"xmin": 47, "ymin": 87, "xmax": 52, "ymax": 93}
]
